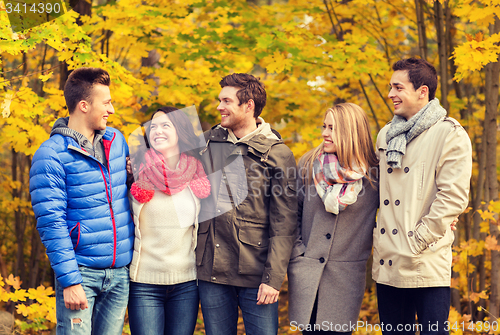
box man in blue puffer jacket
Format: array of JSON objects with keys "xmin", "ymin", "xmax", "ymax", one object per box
[{"xmin": 30, "ymin": 67, "xmax": 134, "ymax": 335}]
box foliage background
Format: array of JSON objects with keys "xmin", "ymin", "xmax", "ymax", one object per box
[{"xmin": 0, "ymin": 0, "xmax": 500, "ymax": 333}]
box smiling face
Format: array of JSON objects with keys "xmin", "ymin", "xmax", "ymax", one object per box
[
  {"xmin": 149, "ymin": 112, "xmax": 179, "ymax": 158},
  {"xmin": 388, "ymin": 70, "xmax": 428, "ymax": 120},
  {"xmin": 87, "ymin": 84, "xmax": 114, "ymax": 131},
  {"xmin": 322, "ymin": 112, "xmax": 337, "ymax": 154},
  {"xmin": 217, "ymin": 86, "xmax": 255, "ymax": 137}
]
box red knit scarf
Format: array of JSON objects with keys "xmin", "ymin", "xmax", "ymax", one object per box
[{"xmin": 130, "ymin": 150, "xmax": 211, "ymax": 203}]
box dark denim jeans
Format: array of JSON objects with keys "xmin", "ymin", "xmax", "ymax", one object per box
[
  {"xmin": 198, "ymin": 280, "xmax": 278, "ymax": 335},
  {"xmin": 376, "ymin": 284, "xmax": 451, "ymax": 335},
  {"xmin": 55, "ymin": 266, "xmax": 130, "ymax": 335},
  {"xmin": 128, "ymin": 280, "xmax": 199, "ymax": 335}
]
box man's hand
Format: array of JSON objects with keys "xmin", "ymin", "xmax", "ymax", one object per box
[
  {"xmin": 256, "ymin": 283, "xmax": 279, "ymax": 305},
  {"xmin": 63, "ymin": 284, "xmax": 89, "ymax": 310},
  {"xmin": 451, "ymin": 216, "xmax": 459, "ymax": 231},
  {"xmin": 126, "ymin": 156, "xmax": 133, "ymax": 176}
]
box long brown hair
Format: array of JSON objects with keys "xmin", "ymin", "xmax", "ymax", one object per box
[
  {"xmin": 301, "ymin": 103, "xmax": 378, "ymax": 184},
  {"xmin": 133, "ymin": 106, "xmax": 199, "ymax": 172}
]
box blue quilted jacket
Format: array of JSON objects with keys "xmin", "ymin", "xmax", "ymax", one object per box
[{"xmin": 30, "ymin": 127, "xmax": 134, "ymax": 288}]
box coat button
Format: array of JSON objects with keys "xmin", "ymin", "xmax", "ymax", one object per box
[
  {"xmin": 387, "ymin": 168, "xmax": 393, "ymax": 174},
  {"xmin": 319, "ymin": 257, "xmax": 325, "ymax": 263},
  {"xmin": 381, "ymin": 228, "xmax": 385, "ymax": 234},
  {"xmin": 395, "ymin": 200, "xmax": 400, "ymax": 206},
  {"xmin": 408, "ymin": 231, "xmax": 414, "ymax": 237},
  {"xmin": 384, "ymin": 199, "xmax": 389, "ymax": 206},
  {"xmin": 380, "ymin": 259, "xmax": 384, "ymax": 265},
  {"xmin": 404, "ymin": 167, "xmax": 409, "ymax": 173},
  {"xmin": 212, "ymin": 277, "xmax": 216, "ymax": 281},
  {"xmin": 216, "ymin": 244, "xmax": 220, "ymax": 248},
  {"xmin": 392, "ymin": 229, "xmax": 398, "ymax": 235},
  {"xmin": 389, "ymin": 260, "xmax": 393, "ymax": 266},
  {"xmin": 326, "ymin": 233, "xmax": 332, "ymax": 239},
  {"xmin": 258, "ymin": 242, "xmax": 261, "ymax": 246}
]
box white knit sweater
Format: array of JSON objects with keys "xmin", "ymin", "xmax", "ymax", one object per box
[{"xmin": 129, "ymin": 187, "xmax": 200, "ymax": 285}]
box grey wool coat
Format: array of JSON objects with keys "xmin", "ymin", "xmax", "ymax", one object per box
[{"xmin": 288, "ymin": 162, "xmax": 379, "ymax": 328}]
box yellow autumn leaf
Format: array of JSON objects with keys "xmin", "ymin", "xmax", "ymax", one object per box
[
  {"xmin": 5, "ymin": 274, "xmax": 21, "ymax": 290},
  {"xmin": 480, "ymin": 220, "xmax": 490, "ymax": 234},
  {"xmin": 16, "ymin": 303, "xmax": 30, "ymax": 317},
  {"xmin": 1, "ymin": 92, "xmax": 14, "ymax": 118},
  {"xmin": 485, "ymin": 235, "xmax": 500, "ymax": 251},
  {"xmin": 38, "ymin": 72, "xmax": 53, "ymax": 82},
  {"xmin": 477, "ymin": 209, "xmax": 496, "ymax": 222},
  {"xmin": 261, "ymin": 51, "xmax": 293, "ymax": 74},
  {"xmin": 469, "ymin": 290, "xmax": 488, "ymax": 303},
  {"xmin": 9, "ymin": 288, "xmax": 27, "ymax": 302}
]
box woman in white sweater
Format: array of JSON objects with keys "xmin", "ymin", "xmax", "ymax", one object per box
[{"xmin": 128, "ymin": 107, "xmax": 210, "ymax": 335}]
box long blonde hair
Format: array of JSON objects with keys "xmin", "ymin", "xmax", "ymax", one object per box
[{"xmin": 301, "ymin": 103, "xmax": 378, "ymax": 184}]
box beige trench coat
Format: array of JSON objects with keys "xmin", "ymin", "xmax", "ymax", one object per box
[{"xmin": 372, "ymin": 117, "xmax": 472, "ymax": 288}]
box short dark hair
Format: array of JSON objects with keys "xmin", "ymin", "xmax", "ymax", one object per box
[
  {"xmin": 392, "ymin": 58, "xmax": 438, "ymax": 100},
  {"xmin": 64, "ymin": 67, "xmax": 110, "ymax": 114},
  {"xmin": 220, "ymin": 73, "xmax": 267, "ymax": 118}
]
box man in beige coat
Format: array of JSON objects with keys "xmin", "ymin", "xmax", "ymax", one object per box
[{"xmin": 372, "ymin": 58, "xmax": 472, "ymax": 334}]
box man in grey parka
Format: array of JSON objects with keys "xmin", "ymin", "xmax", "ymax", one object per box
[{"xmin": 373, "ymin": 58, "xmax": 472, "ymax": 334}]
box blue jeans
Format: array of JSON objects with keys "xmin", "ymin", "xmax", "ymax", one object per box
[
  {"xmin": 128, "ymin": 280, "xmax": 199, "ymax": 335},
  {"xmin": 55, "ymin": 266, "xmax": 130, "ymax": 335},
  {"xmin": 198, "ymin": 280, "xmax": 278, "ymax": 335},
  {"xmin": 376, "ymin": 284, "xmax": 450, "ymax": 335}
]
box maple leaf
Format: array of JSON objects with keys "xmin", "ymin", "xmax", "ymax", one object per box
[
  {"xmin": 484, "ymin": 235, "xmax": 500, "ymax": 251},
  {"xmin": 9, "ymin": 288, "xmax": 27, "ymax": 302},
  {"xmin": 469, "ymin": 290, "xmax": 488, "ymax": 303},
  {"xmin": 16, "ymin": 303, "xmax": 30, "ymax": 317},
  {"xmin": 5, "ymin": 274, "xmax": 21, "ymax": 290},
  {"xmin": 27, "ymin": 285, "xmax": 55, "ymax": 301},
  {"xmin": 460, "ymin": 314, "xmax": 471, "ymax": 323},
  {"xmin": 1, "ymin": 92, "xmax": 14, "ymax": 118},
  {"xmin": 38, "ymin": 72, "xmax": 53, "ymax": 82}
]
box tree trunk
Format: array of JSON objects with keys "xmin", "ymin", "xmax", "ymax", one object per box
[
  {"xmin": 433, "ymin": 0, "xmax": 449, "ymax": 111},
  {"xmin": 12, "ymin": 149, "xmax": 27, "ymax": 287},
  {"xmin": 59, "ymin": 0, "xmax": 92, "ymax": 91},
  {"xmin": 415, "ymin": 0, "xmax": 428, "ymax": 60},
  {"xmin": 485, "ymin": 16, "xmax": 500, "ymax": 318}
]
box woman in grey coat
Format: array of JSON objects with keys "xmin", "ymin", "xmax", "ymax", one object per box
[{"xmin": 288, "ymin": 103, "xmax": 379, "ymax": 334}]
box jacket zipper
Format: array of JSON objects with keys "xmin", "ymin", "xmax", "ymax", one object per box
[
  {"xmin": 68, "ymin": 132, "xmax": 118, "ymax": 267},
  {"xmin": 101, "ymin": 132, "xmax": 117, "ymax": 267}
]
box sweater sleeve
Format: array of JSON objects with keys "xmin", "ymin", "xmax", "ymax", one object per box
[{"xmin": 30, "ymin": 144, "xmax": 82, "ymax": 288}]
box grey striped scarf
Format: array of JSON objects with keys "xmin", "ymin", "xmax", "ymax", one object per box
[{"xmin": 386, "ymin": 98, "xmax": 446, "ymax": 169}]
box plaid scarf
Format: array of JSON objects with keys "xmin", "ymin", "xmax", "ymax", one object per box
[
  {"xmin": 313, "ymin": 153, "xmax": 365, "ymax": 214},
  {"xmin": 386, "ymin": 98, "xmax": 446, "ymax": 169},
  {"xmin": 130, "ymin": 150, "xmax": 210, "ymax": 203}
]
